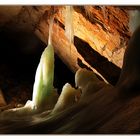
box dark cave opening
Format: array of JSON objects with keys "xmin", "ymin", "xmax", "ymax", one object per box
[{"xmin": 0, "ymin": 28, "xmax": 75, "ymax": 106}]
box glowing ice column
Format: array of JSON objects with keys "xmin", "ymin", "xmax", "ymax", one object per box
[
  {"xmin": 32, "ymin": 16, "xmax": 58, "ymax": 110},
  {"xmin": 65, "ymin": 6, "xmax": 74, "ymax": 53},
  {"xmin": 129, "ymin": 10, "xmax": 140, "ymax": 33}
]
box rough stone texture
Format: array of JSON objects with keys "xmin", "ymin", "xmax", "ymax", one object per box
[{"xmin": 0, "ymin": 6, "xmax": 131, "ymax": 84}]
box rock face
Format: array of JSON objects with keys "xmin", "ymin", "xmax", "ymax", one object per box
[
  {"xmin": 35, "ymin": 6, "xmax": 130, "ymax": 84},
  {"xmin": 0, "ymin": 6, "xmax": 131, "ymax": 84}
]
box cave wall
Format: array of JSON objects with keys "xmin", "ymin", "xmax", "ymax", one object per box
[{"xmin": 0, "ymin": 6, "xmax": 131, "ymax": 84}]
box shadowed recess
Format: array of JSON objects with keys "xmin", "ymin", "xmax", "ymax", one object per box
[{"xmin": 74, "ymin": 36, "xmax": 121, "ymax": 85}]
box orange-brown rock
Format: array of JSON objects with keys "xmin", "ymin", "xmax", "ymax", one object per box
[{"xmin": 0, "ymin": 6, "xmax": 132, "ymax": 84}]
